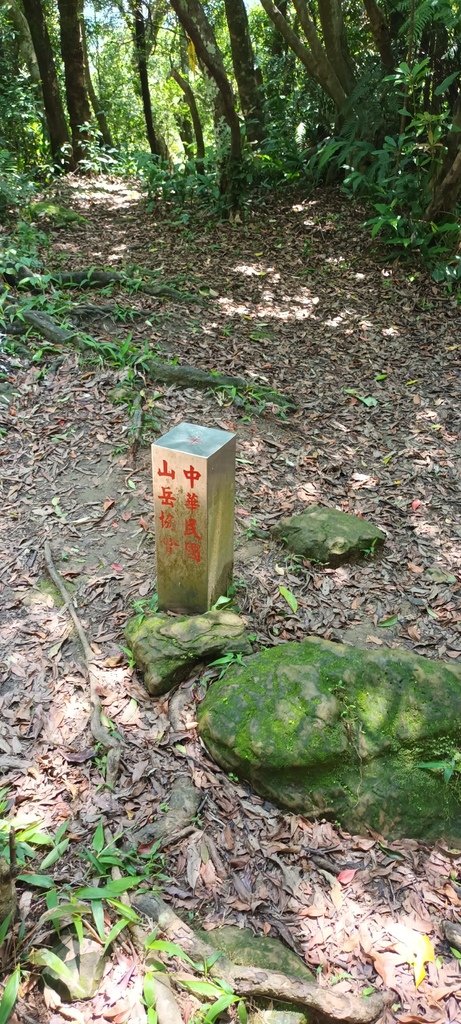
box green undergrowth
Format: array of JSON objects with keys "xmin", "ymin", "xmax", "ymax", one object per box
[{"xmin": 0, "ymin": 796, "xmax": 252, "ymax": 1023}]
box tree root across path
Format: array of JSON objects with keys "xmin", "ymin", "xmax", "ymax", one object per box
[
  {"xmin": 43, "ymin": 541, "xmax": 121, "ymax": 788},
  {"xmin": 5, "ymin": 301, "xmax": 291, "ymax": 407},
  {"xmin": 9, "ymin": 265, "xmax": 200, "ymax": 302},
  {"xmin": 130, "ymin": 891, "xmax": 387, "ymax": 1024}
]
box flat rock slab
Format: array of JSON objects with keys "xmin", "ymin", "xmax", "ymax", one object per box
[
  {"xmin": 198, "ymin": 636, "xmax": 461, "ymax": 840},
  {"xmin": 198, "ymin": 925, "xmax": 314, "ymax": 982},
  {"xmin": 125, "ymin": 608, "xmax": 251, "ymax": 696},
  {"xmin": 272, "ymin": 506, "xmax": 385, "ymax": 565}
]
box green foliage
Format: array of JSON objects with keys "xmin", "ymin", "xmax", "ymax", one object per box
[
  {"xmin": 418, "ymin": 751, "xmax": 461, "ymax": 783},
  {"xmin": 0, "ymin": 152, "xmax": 36, "ymax": 223},
  {"xmin": 310, "ymin": 56, "xmax": 461, "ymax": 282}
]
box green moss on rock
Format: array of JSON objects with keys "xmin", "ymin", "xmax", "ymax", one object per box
[
  {"xmin": 125, "ymin": 609, "xmax": 251, "ymax": 696},
  {"xmin": 272, "ymin": 506, "xmax": 385, "ymax": 566},
  {"xmin": 198, "ymin": 637, "xmax": 461, "ymax": 840},
  {"xmin": 197, "ymin": 926, "xmax": 314, "ymax": 982}
]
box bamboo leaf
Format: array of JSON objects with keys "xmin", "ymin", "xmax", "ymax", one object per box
[{"xmin": 0, "ymin": 966, "xmax": 20, "ymax": 1024}]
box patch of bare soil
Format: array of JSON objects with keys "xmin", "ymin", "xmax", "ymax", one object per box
[{"xmin": 1, "ymin": 175, "xmax": 460, "ymax": 1024}]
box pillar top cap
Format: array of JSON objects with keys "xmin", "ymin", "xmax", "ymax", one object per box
[{"xmin": 153, "ymin": 421, "xmax": 236, "ymax": 459}]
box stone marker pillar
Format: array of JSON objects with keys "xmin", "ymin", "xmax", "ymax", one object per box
[{"xmin": 152, "ymin": 422, "xmax": 236, "ymax": 614}]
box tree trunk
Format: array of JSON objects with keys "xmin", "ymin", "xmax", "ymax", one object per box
[
  {"xmin": 259, "ymin": 0, "xmax": 348, "ymax": 111},
  {"xmin": 363, "ymin": 0, "xmax": 394, "ymax": 72},
  {"xmin": 170, "ymin": 67, "xmax": 205, "ymax": 172},
  {"xmin": 21, "ymin": 0, "xmax": 71, "ymax": 163},
  {"xmin": 3, "ymin": 0, "xmax": 40, "ymax": 83},
  {"xmin": 426, "ymin": 98, "xmax": 461, "ymax": 219},
  {"xmin": 224, "ymin": 0, "xmax": 266, "ymax": 146},
  {"xmin": 133, "ymin": 1, "xmax": 163, "ymax": 157},
  {"xmin": 317, "ymin": 0, "xmax": 355, "ymax": 95},
  {"xmin": 425, "ymin": 147, "xmax": 461, "ymax": 219},
  {"xmin": 169, "ymin": 0, "xmax": 242, "ymax": 207},
  {"xmin": 270, "ymin": 0, "xmax": 288, "ymax": 56},
  {"xmin": 57, "ymin": 0, "xmax": 92, "ymax": 167},
  {"xmin": 79, "ymin": 8, "xmax": 114, "ymax": 147}
]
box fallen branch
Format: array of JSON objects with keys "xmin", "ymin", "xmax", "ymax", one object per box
[
  {"xmin": 132, "ymin": 892, "xmax": 387, "ymax": 1024},
  {"xmin": 43, "ymin": 541, "xmax": 121, "ymax": 787},
  {"xmin": 129, "ymin": 391, "xmax": 145, "ymax": 465}
]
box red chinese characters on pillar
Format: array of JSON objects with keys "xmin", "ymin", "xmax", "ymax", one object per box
[
  {"xmin": 184, "ymin": 464, "xmax": 201, "ymax": 489},
  {"xmin": 185, "ymin": 541, "xmax": 201, "ymax": 563},
  {"xmin": 185, "ymin": 517, "xmax": 201, "ymax": 541},
  {"xmin": 161, "ymin": 536, "xmax": 179, "ymax": 555},
  {"xmin": 185, "ymin": 492, "xmax": 200, "ymax": 511},
  {"xmin": 158, "ymin": 486, "xmax": 176, "ymax": 507},
  {"xmin": 157, "ymin": 459, "xmax": 204, "ymax": 564},
  {"xmin": 159, "ymin": 511, "xmax": 174, "ymax": 529},
  {"xmin": 157, "ymin": 459, "xmax": 175, "ymax": 479}
]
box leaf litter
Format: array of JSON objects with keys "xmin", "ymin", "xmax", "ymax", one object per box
[{"xmin": 0, "ymin": 175, "xmax": 460, "ymax": 1023}]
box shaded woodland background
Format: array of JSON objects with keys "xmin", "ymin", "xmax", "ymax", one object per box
[{"xmin": 1, "ymin": 0, "xmax": 461, "ymax": 278}]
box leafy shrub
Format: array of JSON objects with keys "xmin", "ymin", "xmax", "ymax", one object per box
[{"xmin": 0, "ymin": 149, "xmax": 36, "ymax": 222}]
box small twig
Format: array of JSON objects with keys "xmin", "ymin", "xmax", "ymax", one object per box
[
  {"xmin": 129, "ymin": 391, "xmax": 145, "ymax": 465},
  {"xmin": 43, "ymin": 540, "xmax": 121, "ymax": 787}
]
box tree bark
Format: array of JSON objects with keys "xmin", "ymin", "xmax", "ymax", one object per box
[
  {"xmin": 21, "ymin": 0, "xmax": 71, "ymax": 162},
  {"xmin": 133, "ymin": 1, "xmax": 163, "ymax": 157},
  {"xmin": 57, "ymin": 0, "xmax": 92, "ymax": 167},
  {"xmin": 3, "ymin": 0, "xmax": 40, "ymax": 83},
  {"xmin": 270, "ymin": 0, "xmax": 288, "ymax": 56},
  {"xmin": 425, "ymin": 146, "xmax": 461, "ymax": 220},
  {"xmin": 79, "ymin": 7, "xmax": 114, "ymax": 147},
  {"xmin": 170, "ymin": 68, "xmax": 205, "ymax": 171},
  {"xmin": 224, "ymin": 0, "xmax": 266, "ymax": 146},
  {"xmin": 169, "ymin": 0, "xmax": 242, "ymax": 206},
  {"xmin": 259, "ymin": 0, "xmax": 348, "ymax": 111},
  {"xmin": 363, "ymin": 0, "xmax": 394, "ymax": 72},
  {"xmin": 317, "ymin": 0, "xmax": 355, "ymax": 95}
]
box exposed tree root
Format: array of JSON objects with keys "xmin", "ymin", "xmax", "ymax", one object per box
[
  {"xmin": 131, "ymin": 892, "xmax": 387, "ymax": 1024},
  {"xmin": 9, "ymin": 265, "xmax": 199, "ymax": 302},
  {"xmin": 6, "ymin": 304, "xmax": 290, "ymax": 406},
  {"xmin": 43, "ymin": 541, "xmax": 121, "ymax": 788},
  {"xmin": 134, "ymin": 776, "xmax": 201, "ymax": 847}
]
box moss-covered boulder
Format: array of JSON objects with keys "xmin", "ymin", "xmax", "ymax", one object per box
[
  {"xmin": 198, "ymin": 637, "xmax": 461, "ymax": 840},
  {"xmin": 197, "ymin": 926, "xmax": 314, "ymax": 982},
  {"xmin": 29, "ymin": 201, "xmax": 87, "ymax": 226},
  {"xmin": 125, "ymin": 609, "xmax": 251, "ymax": 696},
  {"xmin": 272, "ymin": 507, "xmax": 385, "ymax": 565}
]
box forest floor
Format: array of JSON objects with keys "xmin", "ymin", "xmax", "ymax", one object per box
[{"xmin": 1, "ymin": 175, "xmax": 461, "ymax": 1024}]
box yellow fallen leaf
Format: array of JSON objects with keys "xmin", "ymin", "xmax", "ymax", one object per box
[{"xmin": 412, "ymin": 933, "xmax": 435, "ymax": 987}]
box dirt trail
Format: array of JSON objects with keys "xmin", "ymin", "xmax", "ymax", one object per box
[{"xmin": 1, "ymin": 177, "xmax": 460, "ymax": 1023}]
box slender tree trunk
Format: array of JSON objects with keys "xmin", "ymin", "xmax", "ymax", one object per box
[
  {"xmin": 426, "ymin": 96, "xmax": 461, "ymax": 218},
  {"xmin": 270, "ymin": 0, "xmax": 288, "ymax": 57},
  {"xmin": 79, "ymin": 8, "xmax": 114, "ymax": 147},
  {"xmin": 317, "ymin": 0, "xmax": 355, "ymax": 95},
  {"xmin": 169, "ymin": 0, "xmax": 242, "ymax": 207},
  {"xmin": 133, "ymin": 1, "xmax": 163, "ymax": 157},
  {"xmin": 224, "ymin": 0, "xmax": 266, "ymax": 146},
  {"xmin": 363, "ymin": 0, "xmax": 394, "ymax": 72},
  {"xmin": 170, "ymin": 68, "xmax": 205, "ymax": 172},
  {"xmin": 21, "ymin": 0, "xmax": 71, "ymax": 163},
  {"xmin": 57, "ymin": 0, "xmax": 92, "ymax": 167},
  {"xmin": 425, "ymin": 147, "xmax": 461, "ymax": 219},
  {"xmin": 3, "ymin": 0, "xmax": 40, "ymax": 82},
  {"xmin": 259, "ymin": 0, "xmax": 348, "ymax": 111}
]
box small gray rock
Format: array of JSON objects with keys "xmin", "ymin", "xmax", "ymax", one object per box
[{"xmin": 272, "ymin": 506, "xmax": 385, "ymax": 566}]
